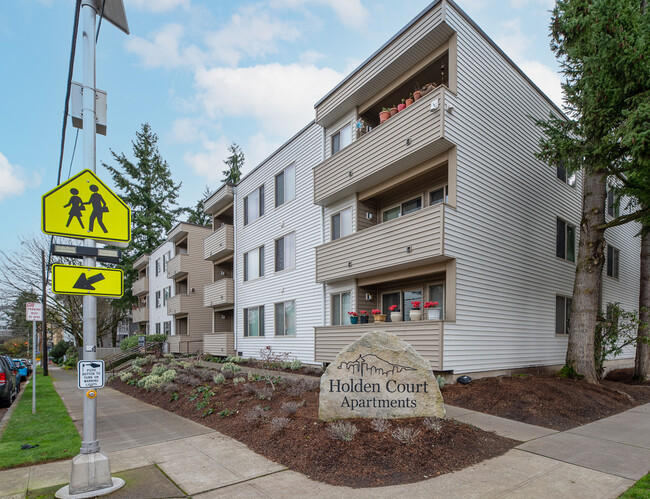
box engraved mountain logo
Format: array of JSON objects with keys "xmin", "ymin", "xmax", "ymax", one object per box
[{"xmin": 337, "ymin": 354, "xmax": 417, "ymax": 377}]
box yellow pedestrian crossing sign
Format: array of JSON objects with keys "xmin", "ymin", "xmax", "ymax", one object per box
[
  {"xmin": 52, "ymin": 264, "xmax": 124, "ymax": 298},
  {"xmin": 42, "ymin": 169, "xmax": 131, "ymax": 244}
]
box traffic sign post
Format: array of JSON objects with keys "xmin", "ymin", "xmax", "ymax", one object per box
[
  {"xmin": 26, "ymin": 303, "xmax": 42, "ymax": 415},
  {"xmin": 52, "ymin": 264, "xmax": 124, "ymax": 298}
]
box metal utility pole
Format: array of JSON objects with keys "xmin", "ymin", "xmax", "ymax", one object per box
[{"xmin": 42, "ymin": 249, "xmax": 48, "ymax": 376}]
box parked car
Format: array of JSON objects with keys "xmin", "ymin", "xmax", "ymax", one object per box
[
  {"xmin": 0, "ymin": 356, "xmax": 18, "ymax": 407},
  {"xmin": 12, "ymin": 359, "xmax": 28, "ymax": 381},
  {"xmin": 21, "ymin": 358, "xmax": 32, "ymax": 375}
]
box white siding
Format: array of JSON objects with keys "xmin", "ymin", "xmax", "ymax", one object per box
[
  {"xmin": 324, "ymin": 279, "xmax": 356, "ymax": 327},
  {"xmin": 235, "ymin": 123, "xmax": 323, "ymax": 363},
  {"xmin": 149, "ymin": 241, "xmax": 175, "ymax": 336},
  {"xmin": 440, "ymin": 6, "xmax": 639, "ymax": 373}
]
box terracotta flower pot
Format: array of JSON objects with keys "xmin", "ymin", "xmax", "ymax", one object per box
[
  {"xmin": 405, "ymin": 98, "xmax": 414, "ymax": 107},
  {"xmin": 373, "ymin": 314, "xmax": 387, "ymax": 323},
  {"xmin": 413, "ymin": 91, "xmax": 422, "ymax": 101},
  {"xmin": 379, "ymin": 110, "xmax": 391, "ymax": 124},
  {"xmin": 397, "ymin": 103, "xmax": 406, "ymax": 112},
  {"xmin": 390, "ymin": 107, "xmax": 398, "ymax": 117}
]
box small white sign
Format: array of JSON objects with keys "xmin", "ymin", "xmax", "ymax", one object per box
[
  {"xmin": 26, "ymin": 302, "xmax": 43, "ymax": 322},
  {"xmin": 77, "ymin": 360, "xmax": 105, "ymax": 389}
]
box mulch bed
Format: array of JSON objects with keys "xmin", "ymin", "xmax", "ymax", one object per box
[
  {"xmin": 442, "ymin": 369, "xmax": 650, "ymax": 431},
  {"xmin": 109, "ymin": 362, "xmax": 515, "ymax": 488}
]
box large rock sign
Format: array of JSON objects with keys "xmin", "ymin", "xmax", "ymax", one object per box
[{"xmin": 319, "ymin": 330, "xmax": 445, "ymax": 421}]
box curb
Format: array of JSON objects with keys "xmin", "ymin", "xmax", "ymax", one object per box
[{"xmin": 0, "ymin": 375, "xmax": 30, "ymax": 435}]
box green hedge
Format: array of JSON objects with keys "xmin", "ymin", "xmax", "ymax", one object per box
[{"xmin": 120, "ymin": 333, "xmax": 167, "ymax": 351}]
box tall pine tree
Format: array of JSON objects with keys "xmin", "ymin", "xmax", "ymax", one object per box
[
  {"xmin": 186, "ymin": 185, "xmax": 212, "ymax": 226},
  {"xmin": 222, "ymin": 142, "xmax": 244, "ymax": 184},
  {"xmin": 103, "ymin": 123, "xmax": 184, "ymax": 309}
]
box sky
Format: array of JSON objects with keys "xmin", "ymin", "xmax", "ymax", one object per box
[{"xmin": 0, "ymin": 0, "xmax": 561, "ymax": 261}]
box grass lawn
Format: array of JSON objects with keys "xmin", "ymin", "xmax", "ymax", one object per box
[
  {"xmin": 621, "ymin": 473, "xmax": 650, "ymax": 499},
  {"xmin": 0, "ymin": 369, "xmax": 80, "ymax": 469}
]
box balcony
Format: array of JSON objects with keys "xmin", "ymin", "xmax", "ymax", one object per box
[
  {"xmin": 204, "ymin": 225, "xmax": 234, "ymax": 262},
  {"xmin": 316, "ymin": 203, "xmax": 444, "ymax": 283},
  {"xmin": 167, "ymin": 253, "xmax": 190, "ymax": 280},
  {"xmin": 203, "ymin": 332, "xmax": 235, "ymax": 356},
  {"xmin": 314, "ymin": 87, "xmax": 453, "ymax": 206},
  {"xmin": 167, "ymin": 294, "xmax": 193, "ymax": 316},
  {"xmin": 203, "ymin": 278, "xmax": 234, "ymax": 309},
  {"xmin": 132, "ymin": 276, "xmax": 149, "ymax": 296},
  {"xmin": 133, "ymin": 253, "xmax": 149, "ymax": 270},
  {"xmin": 204, "ymin": 184, "xmax": 234, "ymax": 215},
  {"xmin": 132, "ymin": 307, "xmax": 149, "ymax": 323},
  {"xmin": 315, "ymin": 321, "xmax": 443, "ymax": 369}
]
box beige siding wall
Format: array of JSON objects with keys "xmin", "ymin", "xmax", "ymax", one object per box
[
  {"xmin": 203, "ymin": 333, "xmax": 234, "ymax": 356},
  {"xmin": 315, "ymin": 321, "xmax": 443, "ymax": 369},
  {"xmin": 203, "ymin": 278, "xmax": 235, "ymax": 308},
  {"xmin": 204, "ymin": 184, "xmax": 234, "ymax": 215},
  {"xmin": 132, "ymin": 307, "xmax": 148, "ymax": 323},
  {"xmin": 203, "ymin": 224, "xmax": 234, "ymax": 261}
]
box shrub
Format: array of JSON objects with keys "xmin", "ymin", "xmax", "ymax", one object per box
[
  {"xmin": 392, "ymin": 427, "xmax": 421, "ymax": 445},
  {"xmin": 143, "ymin": 374, "xmax": 164, "ymax": 391},
  {"xmin": 244, "ymin": 405, "xmax": 266, "ymax": 423},
  {"xmin": 221, "ymin": 362, "xmax": 242, "ymax": 373},
  {"xmin": 423, "ymin": 418, "xmax": 443, "ymax": 432},
  {"xmin": 436, "ymin": 375, "xmax": 446, "ymax": 389},
  {"xmin": 233, "ymin": 377, "xmax": 246, "ymax": 385},
  {"xmin": 225, "ymin": 355, "xmax": 244, "ymax": 363},
  {"xmin": 163, "ymin": 353, "xmax": 175, "ymax": 360},
  {"xmin": 120, "ymin": 372, "xmax": 133, "ymax": 382},
  {"xmin": 327, "ymin": 421, "xmax": 358, "ymax": 442},
  {"xmin": 290, "ymin": 359, "xmax": 302, "ymax": 371},
  {"xmin": 196, "ymin": 369, "xmax": 216, "ymax": 381},
  {"xmin": 151, "ymin": 364, "xmax": 167, "ymax": 376},
  {"xmin": 161, "ymin": 369, "xmax": 177, "ymax": 382},
  {"xmin": 255, "ymin": 386, "xmax": 274, "ymax": 400},
  {"xmin": 213, "ymin": 373, "xmax": 226, "ymax": 385},
  {"xmin": 280, "ymin": 401, "xmax": 303, "ymax": 415},
  {"xmin": 286, "ymin": 378, "xmax": 319, "ymax": 397},
  {"xmin": 176, "ymin": 373, "xmax": 201, "ymax": 387},
  {"xmin": 120, "ymin": 334, "xmax": 168, "ymax": 351},
  {"xmin": 371, "ymin": 419, "xmax": 391, "ymax": 432},
  {"xmin": 50, "ymin": 340, "xmax": 71, "ymax": 364},
  {"xmin": 270, "ymin": 417, "xmax": 291, "ymax": 432},
  {"xmin": 159, "ymin": 382, "xmax": 179, "ymax": 393},
  {"xmin": 259, "ymin": 345, "xmax": 291, "ymax": 368},
  {"xmin": 131, "ymin": 366, "xmax": 144, "ymax": 376}
]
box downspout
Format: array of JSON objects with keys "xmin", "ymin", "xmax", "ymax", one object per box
[{"xmin": 233, "ymin": 185, "xmax": 238, "ymax": 355}]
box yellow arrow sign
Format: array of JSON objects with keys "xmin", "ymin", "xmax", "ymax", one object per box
[
  {"xmin": 42, "ymin": 169, "xmax": 131, "ymax": 244},
  {"xmin": 52, "ymin": 264, "xmax": 124, "ymax": 298}
]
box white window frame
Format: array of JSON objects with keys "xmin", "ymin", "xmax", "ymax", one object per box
[
  {"xmin": 244, "ymin": 185, "xmax": 265, "ymax": 225},
  {"xmin": 331, "ymin": 208, "xmax": 352, "ymax": 241},
  {"xmin": 331, "ymin": 291, "xmax": 351, "ymax": 326},
  {"xmin": 244, "ymin": 305, "xmax": 265, "ymax": 337},
  {"xmin": 275, "ymin": 232, "xmax": 295, "ymax": 272},
  {"xmin": 331, "ymin": 123, "xmax": 352, "ymax": 155},
  {"xmin": 163, "ymin": 286, "xmax": 171, "ymax": 305},
  {"xmin": 274, "ymin": 300, "xmax": 296, "ymax": 336},
  {"xmin": 275, "ymin": 163, "xmax": 296, "ymax": 208},
  {"xmin": 244, "ymin": 246, "xmax": 265, "ymax": 281},
  {"xmin": 163, "ymin": 321, "xmax": 171, "ymax": 335},
  {"xmin": 155, "ymin": 259, "xmax": 161, "ymax": 276},
  {"xmin": 155, "ymin": 290, "xmax": 161, "ymax": 308}
]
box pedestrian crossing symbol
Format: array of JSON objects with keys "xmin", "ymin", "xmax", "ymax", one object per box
[{"xmin": 41, "ymin": 169, "xmax": 131, "ymax": 244}]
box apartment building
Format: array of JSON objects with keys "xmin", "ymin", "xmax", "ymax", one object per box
[
  {"xmin": 131, "ymin": 241, "xmax": 176, "ymax": 336},
  {"xmin": 166, "ymin": 222, "xmax": 213, "ymax": 353},
  {"xmin": 309, "ymin": 0, "xmax": 640, "ymax": 375},
  {"xmin": 202, "ymin": 183, "xmax": 235, "ymax": 356}
]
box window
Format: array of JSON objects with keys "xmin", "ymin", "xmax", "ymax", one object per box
[
  {"xmin": 381, "ymin": 289, "xmax": 424, "ymax": 321},
  {"xmin": 244, "ymin": 186, "xmax": 264, "ymax": 225},
  {"xmin": 162, "ymin": 251, "xmax": 171, "ymax": 272},
  {"xmin": 155, "ymin": 323, "xmax": 161, "ymax": 334},
  {"xmin": 607, "ymin": 190, "xmax": 620, "ymax": 218},
  {"xmin": 155, "ymin": 259, "xmax": 161, "ymax": 276},
  {"xmin": 556, "ymin": 161, "xmax": 576, "ymax": 187},
  {"xmin": 607, "ymin": 245, "xmax": 620, "ymax": 278},
  {"xmin": 428, "ymin": 283, "xmax": 445, "ymax": 319},
  {"xmin": 382, "ymin": 197, "xmax": 422, "ymax": 222},
  {"xmin": 556, "ymin": 218, "xmax": 576, "ymax": 262},
  {"xmin": 163, "ymin": 286, "xmax": 171, "ymax": 305},
  {"xmin": 163, "ymin": 321, "xmax": 171, "ymax": 335},
  {"xmin": 331, "ymin": 123, "xmax": 352, "ymax": 155},
  {"xmin": 555, "ymin": 295, "xmax": 572, "ymax": 335},
  {"xmin": 244, "ymin": 306, "xmax": 264, "ymax": 337},
  {"xmin": 382, "ymin": 292, "xmax": 401, "ymax": 321},
  {"xmin": 331, "ymin": 292, "xmax": 351, "ymax": 326},
  {"xmin": 331, "ymin": 208, "xmax": 352, "ymax": 240},
  {"xmin": 275, "ymin": 301, "xmax": 296, "ymax": 336},
  {"xmin": 244, "ymin": 246, "xmax": 265, "ymax": 281},
  {"xmin": 429, "ymin": 186, "xmax": 448, "ymax": 206},
  {"xmin": 275, "ymin": 233, "xmax": 295, "ymax": 272},
  {"xmin": 155, "ymin": 290, "xmax": 161, "ymax": 308},
  {"xmin": 275, "ymin": 163, "xmax": 295, "ymax": 207}
]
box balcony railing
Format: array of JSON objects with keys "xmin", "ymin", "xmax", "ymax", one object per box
[
  {"xmin": 314, "ymin": 86, "xmax": 453, "ymax": 206},
  {"xmin": 203, "ymin": 332, "xmax": 234, "ymax": 356},
  {"xmin": 204, "ymin": 224, "xmax": 234, "ymax": 262},
  {"xmin": 204, "ymin": 184, "xmax": 234, "ymax": 215},
  {"xmin": 132, "ymin": 276, "xmax": 149, "ymax": 296},
  {"xmin": 167, "ymin": 294, "xmax": 193, "ymax": 316},
  {"xmin": 132, "ymin": 307, "xmax": 149, "ymax": 323},
  {"xmin": 203, "ymin": 278, "xmax": 234, "ymax": 308},
  {"xmin": 314, "ymin": 320, "xmax": 443, "ymax": 369},
  {"xmin": 167, "ymin": 253, "xmax": 190, "ymax": 280},
  {"xmin": 316, "ymin": 203, "xmax": 444, "ymax": 283}
]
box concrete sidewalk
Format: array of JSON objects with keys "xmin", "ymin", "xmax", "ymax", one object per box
[{"xmin": 0, "ymin": 366, "xmax": 648, "ymax": 498}]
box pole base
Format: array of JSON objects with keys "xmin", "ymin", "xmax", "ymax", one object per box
[
  {"xmin": 56, "ymin": 478, "xmax": 125, "ymax": 499},
  {"xmin": 57, "ymin": 451, "xmax": 124, "ymax": 497}
]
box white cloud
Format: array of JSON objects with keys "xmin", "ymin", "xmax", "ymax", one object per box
[
  {"xmin": 0, "ymin": 153, "xmax": 29, "ymax": 202},
  {"xmin": 299, "ymin": 51, "xmax": 325, "ymax": 65},
  {"xmin": 194, "ymin": 63, "xmax": 344, "ymax": 136},
  {"xmin": 128, "ymin": 0, "xmax": 190, "ymax": 13},
  {"xmin": 125, "ymin": 24, "xmax": 201, "ymax": 69},
  {"xmin": 182, "ymin": 136, "xmax": 230, "ymax": 182},
  {"xmin": 270, "ymin": 0, "xmax": 369, "ymax": 28},
  {"xmin": 509, "ymin": 0, "xmax": 554, "ymax": 10},
  {"xmin": 203, "ymin": 8, "xmax": 301, "ymax": 66},
  {"xmin": 519, "ymin": 60, "xmax": 563, "ymax": 108},
  {"xmin": 242, "ymin": 132, "xmax": 284, "ymax": 175}
]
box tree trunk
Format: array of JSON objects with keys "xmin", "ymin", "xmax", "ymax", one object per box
[
  {"xmin": 634, "ymin": 228, "xmax": 650, "ymax": 381},
  {"xmin": 565, "ymin": 170, "xmax": 607, "ymax": 383}
]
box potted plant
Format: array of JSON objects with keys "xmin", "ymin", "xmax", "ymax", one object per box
[
  {"xmin": 389, "ymin": 304, "xmax": 402, "ymax": 322},
  {"xmin": 405, "ymin": 93, "xmax": 414, "ymax": 107},
  {"xmin": 359, "ymin": 310, "xmax": 369, "ymax": 324},
  {"xmin": 409, "ymin": 301, "xmax": 422, "ymax": 321},
  {"xmin": 379, "ymin": 108, "xmax": 391, "ymax": 124},
  {"xmin": 372, "ymin": 308, "xmax": 386, "ymax": 323},
  {"xmin": 397, "ymin": 99, "xmax": 406, "ymax": 112},
  {"xmin": 413, "ymin": 89, "xmax": 422, "ymax": 101},
  {"xmin": 390, "ymin": 105, "xmax": 398, "ymax": 117},
  {"xmin": 424, "ymin": 301, "xmax": 441, "ymax": 320},
  {"xmin": 348, "ymin": 311, "xmax": 359, "ymax": 325}
]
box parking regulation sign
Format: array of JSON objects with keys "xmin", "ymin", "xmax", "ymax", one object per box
[{"xmin": 77, "ymin": 360, "xmax": 105, "ymax": 389}]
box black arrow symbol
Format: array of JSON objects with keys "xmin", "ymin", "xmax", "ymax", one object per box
[{"xmin": 73, "ymin": 272, "xmax": 105, "ymax": 290}]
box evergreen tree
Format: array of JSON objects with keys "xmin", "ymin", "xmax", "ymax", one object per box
[
  {"xmin": 7, "ymin": 289, "xmax": 40, "ymax": 340},
  {"xmin": 222, "ymin": 142, "xmax": 244, "ymax": 184},
  {"xmin": 102, "ymin": 123, "xmax": 184, "ymax": 308},
  {"xmin": 535, "ymin": 0, "xmax": 650, "ymax": 381},
  {"xmin": 186, "ymin": 185, "xmax": 212, "ymax": 226}
]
